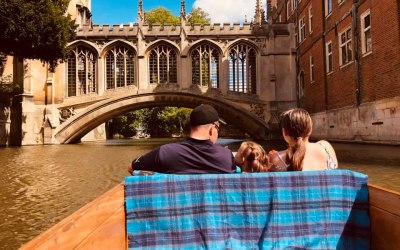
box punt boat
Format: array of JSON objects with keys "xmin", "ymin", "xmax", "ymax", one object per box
[{"xmin": 19, "ymin": 183, "xmax": 400, "ymax": 250}]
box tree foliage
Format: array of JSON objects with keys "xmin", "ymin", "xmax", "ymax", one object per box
[
  {"xmin": 145, "ymin": 7, "xmax": 211, "ymax": 27},
  {"xmin": 0, "ymin": 82, "xmax": 20, "ymax": 106},
  {"xmin": 145, "ymin": 7, "xmax": 180, "ymax": 26},
  {"xmin": 0, "ymin": 0, "xmax": 76, "ymax": 72},
  {"xmin": 0, "ymin": 53, "xmax": 20, "ymax": 105},
  {"xmin": 111, "ymin": 107, "xmax": 192, "ymax": 138},
  {"xmin": 187, "ymin": 7, "xmax": 211, "ymax": 26}
]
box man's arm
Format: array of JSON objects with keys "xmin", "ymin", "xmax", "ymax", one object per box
[{"xmin": 128, "ymin": 147, "xmax": 163, "ymax": 175}]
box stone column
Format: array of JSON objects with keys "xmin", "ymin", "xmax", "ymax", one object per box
[
  {"xmin": 97, "ymin": 57, "xmax": 105, "ymax": 95},
  {"xmin": 219, "ymin": 55, "xmax": 229, "ymax": 94}
]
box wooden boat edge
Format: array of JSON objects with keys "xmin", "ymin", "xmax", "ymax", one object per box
[{"xmin": 19, "ymin": 183, "xmax": 400, "ymax": 250}]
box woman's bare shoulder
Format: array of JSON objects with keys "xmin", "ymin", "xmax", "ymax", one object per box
[
  {"xmin": 316, "ymin": 140, "xmax": 335, "ymax": 153},
  {"xmin": 315, "ymin": 140, "xmax": 338, "ymax": 168}
]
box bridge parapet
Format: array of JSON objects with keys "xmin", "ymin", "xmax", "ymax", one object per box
[
  {"xmin": 77, "ymin": 22, "xmax": 291, "ymax": 38},
  {"xmin": 78, "ymin": 24, "xmax": 139, "ymax": 37},
  {"xmin": 141, "ymin": 24, "xmax": 182, "ymax": 36}
]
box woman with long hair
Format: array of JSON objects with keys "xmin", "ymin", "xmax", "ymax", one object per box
[{"xmin": 269, "ymin": 108, "xmax": 338, "ymax": 171}]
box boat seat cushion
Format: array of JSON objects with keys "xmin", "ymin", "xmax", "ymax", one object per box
[{"xmin": 125, "ymin": 170, "xmax": 370, "ymax": 249}]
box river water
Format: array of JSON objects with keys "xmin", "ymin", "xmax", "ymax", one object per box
[{"xmin": 0, "ymin": 139, "xmax": 399, "ymax": 249}]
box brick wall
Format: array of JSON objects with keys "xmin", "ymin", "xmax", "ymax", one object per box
[
  {"xmin": 359, "ymin": 0, "xmax": 400, "ymax": 103},
  {"xmin": 275, "ymin": 0, "xmax": 400, "ymax": 112}
]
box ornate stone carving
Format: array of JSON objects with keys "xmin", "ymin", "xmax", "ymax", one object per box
[
  {"xmin": 254, "ymin": 38, "xmax": 267, "ymax": 49},
  {"xmin": 59, "ymin": 107, "xmax": 76, "ymax": 124},
  {"xmin": 94, "ymin": 40, "xmax": 106, "ymax": 50},
  {"xmin": 250, "ymin": 103, "xmax": 265, "ymax": 120}
]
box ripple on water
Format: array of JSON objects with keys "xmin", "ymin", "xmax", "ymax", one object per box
[{"xmin": 0, "ymin": 140, "xmax": 399, "ymax": 249}]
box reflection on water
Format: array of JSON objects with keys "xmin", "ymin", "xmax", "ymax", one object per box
[{"xmin": 0, "ymin": 139, "xmax": 399, "ymax": 249}]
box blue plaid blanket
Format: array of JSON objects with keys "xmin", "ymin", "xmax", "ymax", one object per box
[{"xmin": 125, "ymin": 170, "xmax": 370, "ymax": 250}]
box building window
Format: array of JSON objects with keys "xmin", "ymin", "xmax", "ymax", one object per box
[
  {"xmin": 325, "ymin": 0, "xmax": 332, "ymax": 17},
  {"xmin": 191, "ymin": 44, "xmax": 219, "ymax": 88},
  {"xmin": 291, "ymin": 0, "xmax": 298, "ymax": 11},
  {"xmin": 228, "ymin": 43, "xmax": 256, "ymax": 94},
  {"xmin": 286, "ymin": 1, "xmax": 290, "ymax": 20},
  {"xmin": 361, "ymin": 10, "xmax": 372, "ymax": 54},
  {"xmin": 308, "ymin": 5, "xmax": 313, "ymax": 33},
  {"xmin": 67, "ymin": 46, "xmax": 97, "ymax": 97},
  {"xmin": 76, "ymin": 5, "xmax": 91, "ymax": 28},
  {"xmin": 105, "ymin": 46, "xmax": 136, "ymax": 89},
  {"xmin": 326, "ymin": 41, "xmax": 333, "ymax": 73},
  {"xmin": 310, "ymin": 56, "xmax": 315, "ymax": 82},
  {"xmin": 298, "ymin": 71, "xmax": 305, "ymax": 98},
  {"xmin": 149, "ymin": 44, "xmax": 177, "ymax": 84},
  {"xmin": 339, "ymin": 27, "xmax": 353, "ymax": 65},
  {"xmin": 299, "ymin": 17, "xmax": 306, "ymax": 43}
]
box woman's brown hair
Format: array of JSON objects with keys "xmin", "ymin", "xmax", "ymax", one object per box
[{"xmin": 279, "ymin": 108, "xmax": 312, "ymax": 171}]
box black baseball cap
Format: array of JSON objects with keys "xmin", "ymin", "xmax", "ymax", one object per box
[{"xmin": 190, "ymin": 104, "xmax": 220, "ymax": 126}]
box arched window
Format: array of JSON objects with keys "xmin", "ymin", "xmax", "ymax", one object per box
[
  {"xmin": 228, "ymin": 44, "xmax": 256, "ymax": 94},
  {"xmin": 191, "ymin": 44, "xmax": 219, "ymax": 88},
  {"xmin": 105, "ymin": 45, "xmax": 136, "ymax": 89},
  {"xmin": 149, "ymin": 44, "xmax": 177, "ymax": 84},
  {"xmin": 67, "ymin": 46, "xmax": 97, "ymax": 97}
]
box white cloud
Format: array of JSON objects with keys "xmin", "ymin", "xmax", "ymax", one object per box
[{"xmin": 193, "ymin": 0, "xmax": 266, "ymax": 24}]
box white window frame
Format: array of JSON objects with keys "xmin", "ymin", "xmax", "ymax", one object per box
[
  {"xmin": 286, "ymin": 1, "xmax": 290, "ymax": 20},
  {"xmin": 339, "ymin": 27, "xmax": 353, "ymax": 66},
  {"xmin": 308, "ymin": 5, "xmax": 313, "ymax": 34},
  {"xmin": 360, "ymin": 10, "xmax": 372, "ymax": 55},
  {"xmin": 325, "ymin": 0, "xmax": 332, "ymax": 17},
  {"xmin": 310, "ymin": 55, "xmax": 315, "ymax": 82},
  {"xmin": 299, "ymin": 17, "xmax": 306, "ymax": 43},
  {"xmin": 291, "ymin": 0, "xmax": 298, "ymax": 11},
  {"xmin": 326, "ymin": 41, "xmax": 333, "ymax": 73}
]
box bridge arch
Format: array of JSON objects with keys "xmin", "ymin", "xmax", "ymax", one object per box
[
  {"xmin": 224, "ymin": 39, "xmax": 260, "ymax": 55},
  {"xmin": 100, "ymin": 40, "xmax": 137, "ymax": 58},
  {"xmin": 54, "ymin": 92, "xmax": 270, "ymax": 144},
  {"xmin": 185, "ymin": 39, "xmax": 223, "ymax": 56},
  {"xmin": 145, "ymin": 39, "xmax": 181, "ymax": 54},
  {"xmin": 67, "ymin": 40, "xmax": 100, "ymax": 56}
]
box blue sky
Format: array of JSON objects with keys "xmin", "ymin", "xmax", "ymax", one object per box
[{"xmin": 91, "ymin": 0, "xmax": 265, "ymax": 25}]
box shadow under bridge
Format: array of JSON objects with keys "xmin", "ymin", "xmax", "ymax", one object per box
[{"xmin": 54, "ymin": 92, "xmax": 270, "ymax": 144}]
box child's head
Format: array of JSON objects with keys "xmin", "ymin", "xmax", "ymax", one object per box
[{"xmin": 235, "ymin": 141, "xmax": 270, "ymax": 172}]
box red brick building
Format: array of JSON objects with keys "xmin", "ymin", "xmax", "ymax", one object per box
[{"xmin": 272, "ymin": 0, "xmax": 400, "ymax": 144}]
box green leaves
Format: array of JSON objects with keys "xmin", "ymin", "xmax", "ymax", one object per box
[
  {"xmin": 145, "ymin": 7, "xmax": 179, "ymax": 26},
  {"xmin": 0, "ymin": 82, "xmax": 20, "ymax": 105},
  {"xmin": 187, "ymin": 7, "xmax": 211, "ymax": 26},
  {"xmin": 145, "ymin": 6, "xmax": 211, "ymax": 27},
  {"xmin": 0, "ymin": 0, "xmax": 76, "ymax": 72},
  {"xmin": 111, "ymin": 107, "xmax": 192, "ymax": 138}
]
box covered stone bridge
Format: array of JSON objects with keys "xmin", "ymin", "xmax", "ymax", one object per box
[{"xmin": 54, "ymin": 92, "xmax": 270, "ymax": 144}]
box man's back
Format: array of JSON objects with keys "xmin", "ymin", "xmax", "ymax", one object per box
[
  {"xmin": 129, "ymin": 104, "xmax": 236, "ymax": 175},
  {"xmin": 159, "ymin": 138, "xmax": 236, "ymax": 174},
  {"xmin": 133, "ymin": 138, "xmax": 236, "ymax": 174}
]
